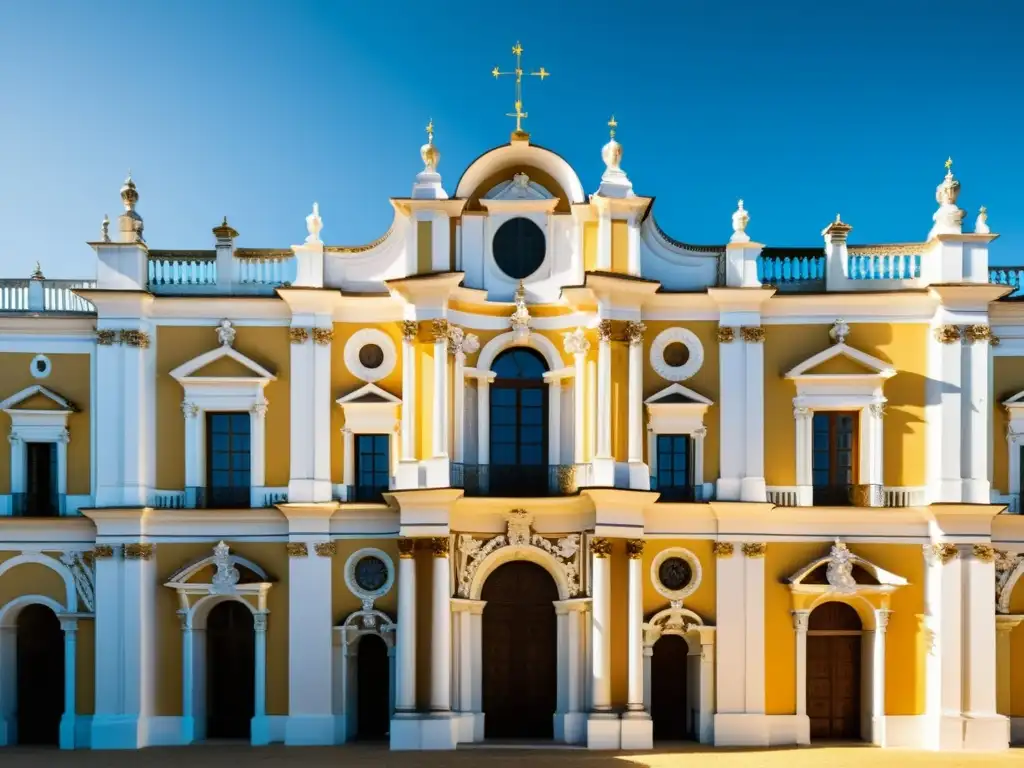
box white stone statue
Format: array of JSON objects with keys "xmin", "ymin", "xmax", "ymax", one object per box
[
  {"xmin": 829, "ymin": 318, "xmax": 850, "ymax": 345},
  {"xmin": 929, "ymin": 158, "xmax": 965, "ymax": 238},
  {"xmin": 826, "ymin": 539, "xmax": 857, "ymax": 594},
  {"xmin": 507, "ymin": 509, "xmax": 533, "ymax": 546},
  {"xmin": 730, "ymin": 199, "xmax": 750, "ymax": 244},
  {"xmin": 211, "ymin": 541, "xmax": 240, "ymax": 594},
  {"xmin": 510, "ymin": 281, "xmax": 531, "ymax": 343},
  {"xmin": 305, "ymin": 202, "xmax": 323, "ymax": 244},
  {"xmin": 216, "ymin": 318, "xmax": 236, "ymax": 347},
  {"xmin": 976, "ymin": 206, "xmax": 990, "ymax": 234}
]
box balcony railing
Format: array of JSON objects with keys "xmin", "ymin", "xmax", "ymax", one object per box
[
  {"xmin": 451, "ymin": 463, "xmax": 578, "ymax": 497},
  {"xmin": 189, "ymin": 486, "xmax": 251, "ymax": 509},
  {"xmin": 991, "ymin": 267, "xmax": 1024, "ymax": 297},
  {"xmin": 147, "ymin": 250, "xmax": 296, "ymax": 295},
  {"xmin": 10, "ymin": 492, "xmax": 65, "ymax": 517},
  {"xmin": 0, "ymin": 279, "xmax": 96, "ymax": 313},
  {"xmin": 757, "ymin": 250, "xmax": 826, "ymax": 291}
]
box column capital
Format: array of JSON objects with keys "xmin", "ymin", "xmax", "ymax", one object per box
[
  {"xmin": 626, "ymin": 539, "xmax": 645, "ymax": 559},
  {"xmin": 591, "ymin": 537, "xmax": 612, "ymax": 558},
  {"xmin": 875, "ymin": 608, "xmax": 892, "ymax": 631},
  {"xmin": 430, "ymin": 536, "xmax": 450, "ymax": 558},
  {"xmin": 792, "ymin": 610, "xmax": 810, "ymax": 632},
  {"xmin": 397, "ymin": 538, "xmax": 416, "ymax": 559},
  {"xmin": 400, "ymin": 320, "xmax": 418, "ymax": 342},
  {"xmin": 597, "ymin": 319, "xmax": 614, "ymax": 343}
]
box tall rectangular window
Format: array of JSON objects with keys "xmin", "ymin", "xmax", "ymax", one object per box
[
  {"xmin": 656, "ymin": 434, "xmax": 694, "ymax": 502},
  {"xmin": 206, "ymin": 412, "xmax": 251, "ymax": 508},
  {"xmin": 23, "ymin": 442, "xmax": 58, "ymax": 516},
  {"xmin": 812, "ymin": 412, "xmax": 857, "ymax": 506},
  {"xmin": 355, "ymin": 434, "xmax": 390, "ymax": 503}
]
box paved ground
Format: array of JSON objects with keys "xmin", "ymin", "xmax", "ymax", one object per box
[{"xmin": 1, "ymin": 743, "xmax": 1024, "ymax": 768}]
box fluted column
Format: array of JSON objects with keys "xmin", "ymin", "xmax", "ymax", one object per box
[
  {"xmin": 430, "ymin": 537, "xmax": 451, "ymax": 712},
  {"xmin": 590, "ymin": 537, "xmax": 612, "ymax": 712},
  {"xmin": 394, "ymin": 540, "xmax": 417, "ymax": 713}
]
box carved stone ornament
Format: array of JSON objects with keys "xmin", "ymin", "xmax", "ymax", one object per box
[
  {"xmin": 312, "ymin": 327, "xmax": 334, "ymax": 346},
  {"xmin": 510, "ymin": 282, "xmax": 531, "ymax": 343},
  {"xmin": 925, "ymin": 542, "xmax": 960, "ymax": 565},
  {"xmin": 216, "ymin": 319, "xmax": 236, "ymax": 348},
  {"xmin": 730, "ymin": 199, "xmax": 750, "ymax": 244},
  {"xmin": 742, "ymin": 542, "xmax": 766, "ymax": 558},
  {"xmin": 792, "ymin": 611, "xmax": 810, "ymax": 632},
  {"xmin": 713, "ymin": 542, "xmax": 734, "ymax": 557},
  {"xmin": 869, "ymin": 402, "xmax": 887, "ymax": 419},
  {"xmin": 93, "ymin": 545, "xmax": 114, "ymax": 559},
  {"xmin": 289, "ymin": 327, "xmax": 310, "ymax": 345},
  {"xmin": 124, "ymin": 543, "xmax": 154, "ymax": 560},
  {"xmin": 431, "ymin": 537, "xmax": 450, "ymax": 558},
  {"xmin": 397, "ymin": 538, "xmax": 415, "ymax": 559},
  {"xmin": 59, "ymin": 551, "xmax": 96, "ymax": 612},
  {"xmin": 211, "ymin": 541, "xmax": 240, "ymax": 594},
  {"xmin": 254, "ymin": 613, "xmax": 268, "ymax": 632},
  {"xmin": 643, "ymin": 604, "xmax": 705, "ymax": 647},
  {"xmin": 286, "ymin": 542, "xmax": 309, "ymax": 557},
  {"xmin": 119, "ymin": 329, "xmax": 151, "ymax": 348},
  {"xmin": 455, "ymin": 511, "xmax": 583, "ymax": 599},
  {"xmin": 717, "ymin": 326, "xmax": 735, "ymax": 343},
  {"xmin": 826, "ymin": 539, "xmax": 857, "ymax": 595},
  {"xmin": 597, "ymin": 320, "xmax": 614, "ymax": 343},
  {"xmin": 829, "ymin": 318, "xmax": 850, "ymax": 345},
  {"xmin": 563, "ymin": 327, "xmax": 591, "ymax": 356},
  {"xmin": 431, "ymin": 318, "xmax": 450, "ymax": 343},
  {"xmin": 934, "ymin": 325, "xmax": 962, "ymax": 344},
  {"xmin": 96, "ymin": 329, "xmax": 117, "ymax": 345},
  {"xmin": 964, "ymin": 324, "xmax": 994, "ymax": 344},
  {"xmin": 973, "ymin": 544, "xmax": 996, "ymax": 563},
  {"xmin": 591, "ymin": 537, "xmax": 613, "ymax": 558},
  {"xmin": 626, "ymin": 539, "xmax": 645, "ymax": 559},
  {"xmin": 181, "ymin": 400, "xmax": 199, "ymax": 419},
  {"xmin": 400, "ymin": 320, "xmax": 419, "ymax": 342},
  {"xmin": 624, "ymin": 321, "xmax": 646, "ymax": 347},
  {"xmin": 876, "ymin": 609, "xmax": 892, "ymax": 630},
  {"xmin": 315, "ymin": 541, "xmax": 337, "ymax": 558},
  {"xmin": 995, "ymin": 549, "xmax": 1024, "ymax": 614},
  {"xmin": 740, "ymin": 326, "xmax": 765, "ymax": 344},
  {"xmin": 251, "ymin": 398, "xmax": 269, "ymax": 418}
]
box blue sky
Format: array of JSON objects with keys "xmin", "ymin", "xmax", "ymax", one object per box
[{"xmin": 1, "ymin": 1, "xmax": 1022, "ymax": 279}]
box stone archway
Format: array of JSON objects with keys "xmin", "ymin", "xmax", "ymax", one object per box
[
  {"xmin": 332, "ymin": 608, "xmax": 396, "ymax": 744},
  {"xmin": 806, "ymin": 601, "xmax": 862, "ymax": 741}
]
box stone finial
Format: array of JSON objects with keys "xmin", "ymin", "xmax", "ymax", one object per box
[
  {"xmin": 975, "ymin": 206, "xmax": 990, "ymax": 234},
  {"xmin": 412, "ymin": 118, "xmax": 449, "ymax": 200},
  {"xmin": 929, "ymin": 157, "xmax": 965, "ymax": 238},
  {"xmin": 30, "ymin": 262, "xmax": 44, "ymax": 280},
  {"xmin": 936, "ymin": 157, "xmax": 961, "ymax": 206},
  {"xmin": 597, "ymin": 115, "xmax": 634, "ymax": 198},
  {"xmin": 120, "ymin": 171, "xmax": 139, "ymax": 212},
  {"xmin": 101, "ymin": 214, "xmax": 111, "ymax": 243},
  {"xmin": 822, "ymin": 213, "xmax": 853, "ymax": 243},
  {"xmin": 305, "ymin": 202, "xmax": 323, "ymax": 244},
  {"xmin": 730, "ymin": 199, "xmax": 750, "ymax": 244},
  {"xmin": 829, "ymin": 318, "xmax": 850, "ymax": 345},
  {"xmin": 421, "ymin": 118, "xmax": 440, "ymax": 172},
  {"xmin": 117, "ymin": 171, "xmax": 145, "ymax": 243},
  {"xmin": 510, "ymin": 281, "xmax": 531, "ymax": 343},
  {"xmin": 213, "ymin": 216, "xmax": 239, "ymax": 241}
]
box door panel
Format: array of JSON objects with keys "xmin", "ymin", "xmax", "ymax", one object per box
[{"xmin": 807, "ymin": 634, "xmax": 861, "ymax": 740}]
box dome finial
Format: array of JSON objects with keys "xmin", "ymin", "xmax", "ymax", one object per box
[
  {"xmin": 608, "ymin": 114, "xmax": 618, "ymax": 140},
  {"xmin": 420, "ymin": 117, "xmax": 440, "ymax": 173},
  {"xmin": 929, "ymin": 155, "xmax": 964, "ymax": 237},
  {"xmin": 120, "ymin": 169, "xmax": 139, "ymax": 212},
  {"xmin": 730, "ymin": 199, "xmax": 751, "ymax": 243}
]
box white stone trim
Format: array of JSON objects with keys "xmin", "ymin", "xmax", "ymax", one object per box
[
  {"xmin": 476, "ymin": 329, "xmax": 563, "ymax": 372},
  {"xmin": 333, "ymin": 608, "xmax": 396, "ymax": 743},
  {"xmin": 646, "ymin": 383, "xmax": 713, "ymax": 500},
  {"xmin": 650, "ymin": 546, "xmax": 703, "ymax": 602},
  {"xmin": 3, "ymin": 401, "xmax": 73, "ymax": 514},
  {"xmin": 29, "ymin": 355, "xmax": 52, "ymax": 379},
  {"xmin": 337, "ymin": 384, "xmax": 401, "ymax": 498},
  {"xmin": 649, "ymin": 327, "xmax": 704, "ymax": 382},
  {"xmin": 343, "ymin": 328, "xmax": 397, "ymax": 383},
  {"xmin": 343, "ymin": 547, "xmax": 395, "ymax": 605}
]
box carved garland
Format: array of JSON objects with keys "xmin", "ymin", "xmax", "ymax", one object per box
[
  {"xmin": 93, "ymin": 545, "xmax": 114, "ymax": 559},
  {"xmin": 925, "ymin": 542, "xmax": 960, "ymax": 564},
  {"xmin": 626, "ymin": 539, "xmax": 645, "ymax": 559},
  {"xmin": 742, "ymin": 542, "xmax": 766, "ymax": 558},
  {"xmin": 964, "ymin": 324, "xmax": 998, "ymax": 345},
  {"xmin": 120, "ymin": 330, "xmax": 151, "ymax": 348},
  {"xmin": 713, "ymin": 542, "xmax": 734, "ymax": 557},
  {"xmin": 400, "ymin": 320, "xmax": 419, "ymax": 342},
  {"xmin": 431, "ymin": 537, "xmax": 450, "ymax": 557},
  {"xmin": 995, "ymin": 550, "xmax": 1024, "ymax": 614},
  {"xmin": 591, "ymin": 537, "xmax": 613, "ymax": 558},
  {"xmin": 934, "ymin": 325, "xmax": 962, "ymax": 344},
  {"xmin": 312, "ymin": 327, "xmax": 334, "ymax": 346},
  {"xmin": 740, "ymin": 326, "xmax": 765, "ymax": 344},
  {"xmin": 96, "ymin": 329, "xmax": 117, "ymax": 345},
  {"xmin": 124, "ymin": 543, "xmax": 154, "ymax": 560},
  {"xmin": 973, "ymin": 544, "xmax": 996, "ymax": 563},
  {"xmin": 397, "ymin": 538, "xmax": 415, "ymax": 559},
  {"xmin": 314, "ymin": 541, "xmax": 337, "ymax": 558},
  {"xmin": 286, "ymin": 542, "xmax": 309, "ymax": 557},
  {"xmin": 716, "ymin": 327, "xmax": 735, "ymax": 343},
  {"xmin": 289, "ymin": 327, "xmax": 310, "ymax": 345}
]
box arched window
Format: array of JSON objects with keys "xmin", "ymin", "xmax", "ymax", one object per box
[{"xmin": 490, "ymin": 348, "xmax": 548, "ymax": 495}]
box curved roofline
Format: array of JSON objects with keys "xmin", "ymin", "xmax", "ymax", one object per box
[
  {"xmin": 644, "ymin": 211, "xmax": 724, "ymax": 255},
  {"xmin": 454, "ymin": 139, "xmax": 585, "ymax": 205}
]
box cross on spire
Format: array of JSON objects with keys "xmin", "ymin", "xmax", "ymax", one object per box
[{"xmin": 491, "ymin": 41, "xmax": 549, "ymax": 139}]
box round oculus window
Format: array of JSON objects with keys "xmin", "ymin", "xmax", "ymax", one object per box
[
  {"xmin": 492, "ymin": 217, "xmax": 546, "ymax": 280},
  {"xmin": 354, "ymin": 556, "xmax": 389, "ymax": 592},
  {"xmin": 663, "ymin": 342, "xmax": 690, "ymax": 368},
  {"xmin": 658, "ymin": 557, "xmax": 693, "ymax": 592},
  {"xmin": 358, "ymin": 344, "xmax": 385, "ymax": 370}
]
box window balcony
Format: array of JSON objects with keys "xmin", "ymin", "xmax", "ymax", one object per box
[
  {"xmin": 650, "ymin": 477, "xmax": 698, "ymax": 503},
  {"xmin": 450, "ymin": 463, "xmax": 578, "ymax": 498},
  {"xmin": 10, "ymin": 492, "xmax": 65, "ymax": 517}
]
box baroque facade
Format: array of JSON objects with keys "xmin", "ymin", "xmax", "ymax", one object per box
[{"xmin": 3, "ymin": 114, "xmax": 1024, "ymax": 753}]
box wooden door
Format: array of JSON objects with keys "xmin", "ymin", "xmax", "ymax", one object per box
[
  {"xmin": 481, "ymin": 561, "xmax": 558, "ymax": 739},
  {"xmin": 807, "ymin": 602, "xmax": 862, "ymax": 740},
  {"xmin": 206, "ymin": 601, "xmax": 255, "ymax": 739},
  {"xmin": 356, "ymin": 634, "xmax": 390, "ymax": 740},
  {"xmin": 16, "ymin": 604, "xmax": 64, "ymax": 745},
  {"xmin": 650, "ymin": 634, "xmax": 689, "ymax": 741}
]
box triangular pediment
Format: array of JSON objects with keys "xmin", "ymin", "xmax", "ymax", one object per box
[
  {"xmin": 0, "ymin": 384, "xmax": 77, "ymax": 412},
  {"xmin": 170, "ymin": 345, "xmax": 276, "ymax": 382},
  {"xmin": 336, "ymin": 382, "xmax": 401, "ymax": 406},
  {"xmin": 785, "ymin": 342, "xmax": 895, "ymax": 380},
  {"xmin": 1004, "ymin": 390, "xmax": 1024, "ymax": 407},
  {"xmin": 788, "ymin": 540, "xmax": 907, "ymax": 591},
  {"xmin": 645, "ymin": 382, "xmax": 713, "ymax": 406},
  {"xmin": 484, "ymin": 174, "xmax": 553, "ymax": 201}
]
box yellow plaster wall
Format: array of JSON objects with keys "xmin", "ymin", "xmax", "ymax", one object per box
[
  {"xmin": 764, "ymin": 542, "xmax": 924, "ymax": 716},
  {"xmin": 0, "ymin": 353, "xmax": 92, "ymax": 495},
  {"xmin": 331, "ymin": 324, "xmax": 404, "ymax": 483},
  {"xmin": 641, "ymin": 322, "xmax": 719, "ymax": 481},
  {"xmin": 330, "ymin": 539, "xmax": 400, "ymax": 622},
  {"xmin": 611, "ymin": 341, "xmax": 629, "ymax": 462},
  {"xmin": 763, "ymin": 323, "xmax": 927, "ymax": 487},
  {"xmin": 156, "ymin": 326, "xmax": 291, "ymax": 490},
  {"xmin": 583, "ymin": 222, "xmax": 598, "ymax": 273},
  {"xmin": 417, "ymin": 343, "xmax": 435, "ymax": 461},
  {"xmin": 1007, "ymin": 579, "xmax": 1024, "ymax": 715},
  {"xmin": 154, "ymin": 542, "xmax": 289, "ymax": 717},
  {"xmin": 993, "ymin": 356, "xmax": 1024, "ymax": 493},
  {"xmin": 642, "ymin": 539, "xmax": 717, "ymax": 622},
  {"xmin": 611, "ymin": 220, "xmax": 629, "ymax": 274},
  {"xmin": 0, "ymin": 561, "xmax": 69, "ymax": 606},
  {"xmin": 417, "ymin": 221, "xmax": 432, "ymax": 274}
]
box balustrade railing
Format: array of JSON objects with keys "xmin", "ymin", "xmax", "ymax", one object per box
[
  {"xmin": 0, "ymin": 279, "xmax": 95, "ymax": 313},
  {"xmin": 756, "ymin": 251, "xmax": 825, "ymax": 288},
  {"xmin": 234, "ymin": 251, "xmax": 295, "ymax": 286},
  {"xmin": 991, "ymin": 267, "xmax": 1024, "ymax": 297},
  {"xmin": 148, "ymin": 253, "xmax": 217, "ymax": 287},
  {"xmin": 845, "ymin": 249, "xmax": 922, "ymax": 280}
]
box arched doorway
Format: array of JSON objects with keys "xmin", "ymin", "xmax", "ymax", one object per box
[
  {"xmin": 206, "ymin": 600, "xmax": 254, "ymax": 739},
  {"xmin": 650, "ymin": 634, "xmax": 689, "ymax": 741},
  {"xmin": 807, "ymin": 601, "xmax": 862, "ymax": 740},
  {"xmin": 16, "ymin": 604, "xmax": 64, "ymax": 746},
  {"xmin": 356, "ymin": 633, "xmax": 389, "ymax": 740},
  {"xmin": 482, "ymin": 561, "xmax": 557, "ymax": 738},
  {"xmin": 490, "ymin": 348, "xmax": 548, "ymax": 496}
]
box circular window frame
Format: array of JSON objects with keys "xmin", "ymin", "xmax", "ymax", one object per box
[
  {"xmin": 30, "ymin": 354, "xmax": 52, "ymax": 379},
  {"xmin": 650, "ymin": 547, "xmax": 702, "ymax": 602},
  {"xmin": 344, "ymin": 547, "xmax": 395, "ymax": 603},
  {"xmin": 491, "ymin": 216, "xmax": 547, "ymax": 281},
  {"xmin": 650, "ymin": 327, "xmax": 704, "ymax": 382},
  {"xmin": 344, "ymin": 329, "xmax": 397, "ymax": 383}
]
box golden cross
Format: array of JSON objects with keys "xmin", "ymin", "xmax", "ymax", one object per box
[
  {"xmin": 425, "ymin": 118, "xmax": 434, "ymax": 144},
  {"xmin": 492, "ymin": 41, "xmax": 549, "ymax": 136},
  {"xmin": 608, "ymin": 115, "xmax": 618, "ymax": 139},
  {"xmin": 945, "ymin": 156, "xmax": 953, "ymax": 172}
]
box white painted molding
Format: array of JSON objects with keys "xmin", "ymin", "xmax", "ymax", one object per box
[
  {"xmin": 649, "ymin": 327, "xmax": 704, "ymax": 382},
  {"xmin": 649, "ymin": 546, "xmax": 703, "ymax": 603},
  {"xmin": 343, "ymin": 547, "xmax": 396, "ymax": 606},
  {"xmin": 343, "ymin": 328, "xmax": 397, "ymax": 383}
]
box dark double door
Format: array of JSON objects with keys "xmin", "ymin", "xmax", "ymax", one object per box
[
  {"xmin": 206, "ymin": 601, "xmax": 255, "ymax": 739},
  {"xmin": 481, "ymin": 561, "xmax": 557, "ymax": 739},
  {"xmin": 355, "ymin": 634, "xmax": 389, "ymax": 740},
  {"xmin": 16, "ymin": 604, "xmax": 64, "ymax": 746},
  {"xmin": 807, "ymin": 602, "xmax": 862, "ymax": 740},
  {"xmin": 650, "ymin": 634, "xmax": 690, "ymax": 741}
]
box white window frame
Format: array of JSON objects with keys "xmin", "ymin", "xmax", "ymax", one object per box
[
  {"xmin": 785, "ymin": 342, "xmax": 895, "ymax": 507},
  {"xmin": 171, "ymin": 345, "xmax": 276, "ymax": 508},
  {"xmin": 336, "ymin": 383, "xmax": 401, "ymax": 502},
  {"xmin": 645, "ymin": 383, "xmax": 713, "ymax": 500},
  {"xmin": 0, "ymin": 385, "xmax": 75, "ymax": 516}
]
